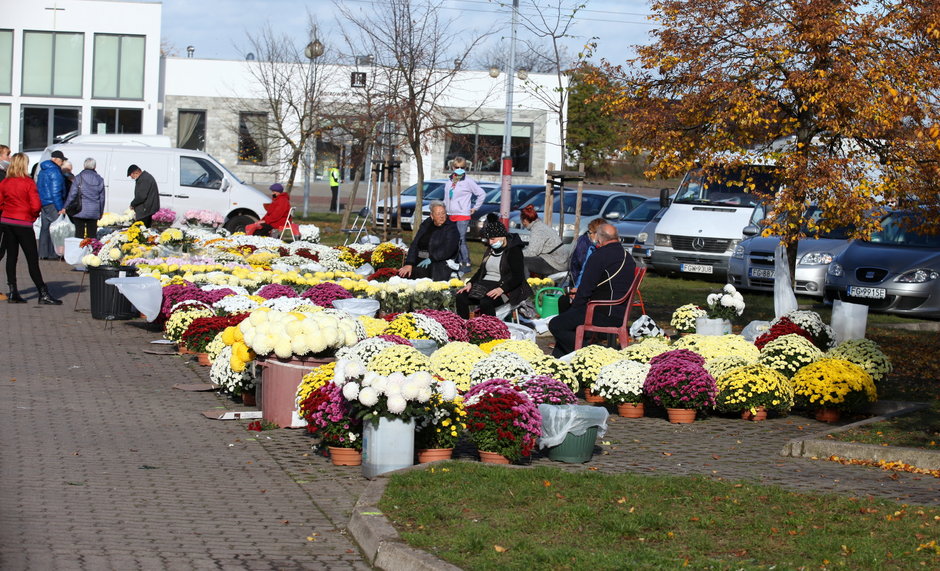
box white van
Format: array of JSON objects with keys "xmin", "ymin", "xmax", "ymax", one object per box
[
  {"xmin": 650, "ymin": 165, "xmax": 779, "ymax": 280},
  {"xmin": 40, "ymin": 144, "xmax": 269, "ymax": 232}
]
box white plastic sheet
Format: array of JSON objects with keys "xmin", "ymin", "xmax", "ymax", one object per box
[
  {"xmin": 773, "ymin": 242, "xmax": 798, "ymax": 318},
  {"xmin": 332, "ymin": 297, "xmax": 380, "ymax": 318},
  {"xmin": 538, "ymin": 404, "xmax": 609, "ymax": 448},
  {"xmin": 506, "ymin": 322, "xmax": 536, "ymax": 342},
  {"xmin": 104, "ymin": 276, "xmax": 162, "ymax": 322},
  {"xmin": 831, "ymin": 299, "xmax": 868, "ymax": 343},
  {"xmin": 63, "ymin": 237, "xmax": 89, "ymax": 268},
  {"xmin": 355, "ymin": 263, "xmax": 375, "ymax": 276}
]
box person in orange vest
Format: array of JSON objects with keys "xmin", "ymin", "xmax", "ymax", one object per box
[{"xmin": 246, "ymin": 183, "xmax": 291, "ymax": 236}]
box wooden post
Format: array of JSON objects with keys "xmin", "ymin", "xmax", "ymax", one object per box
[
  {"xmin": 545, "ymin": 162, "xmax": 555, "ymax": 233},
  {"xmin": 573, "ymin": 162, "xmax": 584, "ymax": 244}
]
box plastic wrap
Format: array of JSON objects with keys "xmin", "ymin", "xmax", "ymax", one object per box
[
  {"xmin": 773, "ymin": 242, "xmax": 798, "ymax": 318},
  {"xmin": 63, "ymin": 237, "xmax": 89, "ymax": 268},
  {"xmin": 355, "ymin": 263, "xmax": 375, "ymax": 276},
  {"xmin": 332, "ymin": 297, "xmax": 380, "ymax": 317},
  {"xmin": 506, "ymin": 322, "xmax": 536, "ymax": 342},
  {"xmin": 538, "ymin": 404, "xmax": 609, "ymax": 448},
  {"xmin": 740, "ymin": 320, "xmax": 771, "ymax": 342},
  {"xmin": 50, "ymin": 214, "xmax": 74, "ymax": 255},
  {"xmin": 831, "ymin": 299, "xmax": 868, "ymax": 343},
  {"xmin": 104, "ymin": 276, "xmax": 162, "ymax": 322}
]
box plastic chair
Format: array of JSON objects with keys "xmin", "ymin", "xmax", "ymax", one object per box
[
  {"xmin": 342, "ymin": 207, "xmax": 373, "ymax": 245},
  {"xmin": 573, "ymin": 266, "xmax": 648, "ymax": 350},
  {"xmin": 278, "ymin": 207, "xmax": 296, "ymax": 241}
]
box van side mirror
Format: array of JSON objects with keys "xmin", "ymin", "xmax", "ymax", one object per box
[
  {"xmin": 659, "ymin": 187, "xmax": 671, "ymax": 208},
  {"xmin": 742, "ymin": 224, "xmax": 760, "ymax": 237},
  {"xmin": 221, "ymin": 179, "xmax": 230, "ymax": 192}
]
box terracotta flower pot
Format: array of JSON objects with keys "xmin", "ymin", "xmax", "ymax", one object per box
[
  {"xmin": 741, "ymin": 406, "xmax": 767, "ymax": 421},
  {"xmin": 328, "ymin": 446, "xmax": 362, "ymax": 466},
  {"xmin": 241, "ymin": 387, "xmax": 257, "ymax": 407},
  {"xmin": 196, "ymin": 352, "xmax": 211, "ymax": 366},
  {"xmin": 815, "ymin": 408, "xmax": 841, "ymax": 423},
  {"xmin": 583, "ymin": 388, "xmax": 604, "ymax": 404},
  {"xmin": 617, "ymin": 402, "xmax": 644, "ymax": 418},
  {"xmin": 666, "ymin": 407, "xmax": 696, "ymax": 424},
  {"xmin": 417, "ymin": 448, "xmax": 454, "ymax": 463},
  {"xmin": 178, "ymin": 344, "xmax": 194, "ymax": 355},
  {"xmin": 479, "ymin": 450, "xmax": 510, "ymax": 464}
]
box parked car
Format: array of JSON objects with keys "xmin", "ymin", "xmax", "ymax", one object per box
[
  {"xmin": 508, "ymin": 190, "xmax": 647, "ymax": 244},
  {"xmin": 728, "ymin": 206, "xmax": 854, "ymax": 297},
  {"xmin": 631, "ymin": 210, "xmax": 663, "ymax": 265},
  {"xmin": 824, "ymin": 210, "xmax": 940, "ymax": 317},
  {"xmin": 613, "ymin": 198, "xmax": 662, "ymax": 248},
  {"xmin": 445, "ymin": 184, "xmax": 548, "ymax": 239},
  {"xmin": 375, "ymin": 178, "xmax": 498, "ymax": 230}
]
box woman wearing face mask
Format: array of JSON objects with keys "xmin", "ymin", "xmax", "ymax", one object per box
[{"xmin": 455, "ymin": 213, "xmax": 532, "ymax": 319}]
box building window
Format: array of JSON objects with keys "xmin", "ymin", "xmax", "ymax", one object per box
[
  {"xmin": 22, "ymin": 31, "xmax": 84, "ymax": 97},
  {"xmin": 0, "ymin": 104, "xmax": 10, "ymax": 147},
  {"xmin": 93, "ymin": 34, "xmax": 145, "ymax": 100},
  {"xmin": 177, "ymin": 110, "xmax": 206, "ymax": 151},
  {"xmin": 91, "ymin": 107, "xmax": 143, "ymax": 134},
  {"xmin": 0, "ymin": 30, "xmax": 12, "ymax": 95},
  {"xmin": 445, "ymin": 122, "xmax": 532, "ymax": 174},
  {"xmin": 21, "ymin": 106, "xmax": 80, "ymax": 151},
  {"xmin": 238, "ymin": 112, "xmax": 267, "ymax": 164}
]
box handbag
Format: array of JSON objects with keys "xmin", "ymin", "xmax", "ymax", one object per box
[
  {"xmin": 65, "ymin": 177, "xmax": 83, "ymax": 217},
  {"xmin": 468, "ymin": 282, "xmax": 491, "ymax": 299}
]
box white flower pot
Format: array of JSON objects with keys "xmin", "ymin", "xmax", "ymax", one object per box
[
  {"xmin": 362, "ymin": 417, "xmax": 415, "ymax": 479},
  {"xmin": 695, "ymin": 317, "xmax": 731, "ymax": 336}
]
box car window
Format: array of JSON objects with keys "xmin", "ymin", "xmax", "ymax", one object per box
[
  {"xmin": 675, "ymin": 166, "xmax": 776, "ymax": 207},
  {"xmin": 623, "ymin": 200, "xmax": 661, "ymax": 222},
  {"xmin": 180, "ymin": 156, "xmax": 223, "ymax": 189},
  {"xmin": 870, "ymin": 212, "xmax": 940, "ymax": 247},
  {"xmin": 603, "ymin": 196, "xmax": 630, "ymax": 219}
]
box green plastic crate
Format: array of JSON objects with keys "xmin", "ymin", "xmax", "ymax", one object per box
[{"xmin": 546, "ymin": 426, "xmax": 598, "ymax": 463}]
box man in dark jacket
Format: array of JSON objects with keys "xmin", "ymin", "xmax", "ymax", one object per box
[
  {"xmin": 37, "ymin": 149, "xmax": 67, "ymax": 259},
  {"xmin": 549, "ymin": 223, "xmax": 635, "ymax": 357},
  {"xmin": 399, "ymin": 201, "xmax": 459, "ymax": 281},
  {"xmin": 127, "ymin": 164, "xmax": 160, "ymax": 228}
]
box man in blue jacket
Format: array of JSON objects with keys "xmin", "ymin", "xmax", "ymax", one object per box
[{"xmin": 37, "ymin": 150, "xmax": 67, "ymax": 259}]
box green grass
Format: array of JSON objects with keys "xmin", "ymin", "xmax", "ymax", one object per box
[
  {"xmin": 829, "ymin": 402, "xmax": 940, "ymax": 450},
  {"xmin": 380, "ymin": 463, "xmax": 940, "ymax": 570}
]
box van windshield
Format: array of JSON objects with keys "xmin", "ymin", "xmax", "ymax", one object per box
[{"xmin": 674, "ymin": 167, "xmax": 777, "ymax": 207}]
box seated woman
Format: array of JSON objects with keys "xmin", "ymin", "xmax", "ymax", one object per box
[
  {"xmin": 520, "ymin": 204, "xmax": 569, "ymax": 276},
  {"xmin": 455, "ymin": 213, "xmax": 532, "ymax": 319},
  {"xmin": 246, "ymin": 183, "xmax": 293, "ymax": 236},
  {"xmin": 399, "ymin": 201, "xmax": 460, "ymax": 281}
]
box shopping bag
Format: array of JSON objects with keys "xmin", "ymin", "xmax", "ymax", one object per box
[{"xmin": 50, "ymin": 214, "xmax": 75, "ymax": 255}]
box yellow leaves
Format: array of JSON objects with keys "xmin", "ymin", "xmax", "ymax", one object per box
[{"xmin": 493, "ymin": 545, "xmax": 508, "ymax": 553}]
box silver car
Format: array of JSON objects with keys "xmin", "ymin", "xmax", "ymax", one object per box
[
  {"xmin": 824, "ymin": 210, "xmax": 940, "ymax": 317},
  {"xmin": 508, "ymin": 190, "xmax": 647, "ymax": 244}
]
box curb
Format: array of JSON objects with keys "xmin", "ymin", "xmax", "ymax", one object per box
[
  {"xmin": 780, "ymin": 400, "xmax": 940, "ymax": 470},
  {"xmin": 347, "ymin": 463, "xmax": 462, "ymax": 571}
]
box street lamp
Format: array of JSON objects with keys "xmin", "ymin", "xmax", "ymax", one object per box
[
  {"xmin": 498, "ymin": 0, "xmax": 520, "ymax": 227},
  {"xmin": 302, "ymin": 36, "xmax": 324, "ymax": 217}
]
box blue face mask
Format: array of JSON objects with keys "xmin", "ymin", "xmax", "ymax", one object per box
[{"xmin": 490, "ymin": 240, "xmax": 505, "ymax": 250}]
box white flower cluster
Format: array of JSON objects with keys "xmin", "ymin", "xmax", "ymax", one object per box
[
  {"xmin": 469, "ymin": 351, "xmax": 535, "ymax": 386},
  {"xmin": 593, "ymin": 359, "xmax": 650, "ymax": 401},
  {"xmin": 97, "ymin": 209, "xmax": 135, "ymax": 227},
  {"xmin": 260, "ymin": 297, "xmax": 319, "ymax": 312},
  {"xmin": 210, "ymin": 345, "xmax": 254, "ymax": 394},
  {"xmin": 203, "ymin": 283, "xmax": 250, "ymax": 296},
  {"xmin": 706, "ymin": 284, "xmax": 745, "ymax": 317},
  {"xmin": 238, "ymin": 309, "xmax": 360, "ymax": 359},
  {"xmin": 774, "ymin": 310, "xmax": 835, "ymax": 349},
  {"xmin": 213, "ymin": 294, "xmax": 260, "ymax": 314},
  {"xmin": 412, "ymin": 313, "xmax": 449, "ymax": 345},
  {"xmin": 333, "ymin": 359, "xmax": 456, "ymax": 415},
  {"xmin": 296, "ymin": 225, "xmax": 321, "ymax": 243},
  {"xmin": 335, "ymin": 338, "xmax": 397, "ymax": 367}
]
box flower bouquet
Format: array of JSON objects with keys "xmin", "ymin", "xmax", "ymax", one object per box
[
  {"xmin": 757, "ymin": 334, "xmax": 823, "ymax": 378},
  {"xmin": 367, "ymin": 344, "xmax": 432, "ymax": 376},
  {"xmin": 369, "ymin": 242, "xmax": 406, "ymax": 270},
  {"xmin": 791, "ymin": 358, "xmax": 877, "ymax": 414},
  {"xmin": 164, "ymin": 305, "xmax": 216, "ymax": 343},
  {"xmin": 593, "ymin": 359, "xmax": 649, "ymax": 405},
  {"xmin": 337, "ymin": 360, "xmax": 450, "ymax": 424},
  {"xmin": 714, "ymin": 363, "xmax": 794, "ymax": 417},
  {"xmin": 464, "ymin": 380, "xmax": 542, "ymax": 462},
  {"xmin": 383, "ymin": 313, "xmax": 449, "ymax": 346},
  {"xmin": 773, "ymin": 310, "xmax": 835, "ymax": 350},
  {"xmin": 704, "ymin": 284, "xmax": 746, "ymax": 320},
  {"xmin": 184, "ymin": 209, "xmax": 224, "ymax": 229},
  {"xmin": 670, "ymin": 303, "xmax": 707, "ymax": 334},
  {"xmin": 826, "ymin": 339, "xmax": 893, "ymax": 384},
  {"xmin": 210, "ymin": 345, "xmax": 255, "ymax": 397},
  {"xmin": 300, "ymin": 381, "xmax": 362, "ymax": 451},
  {"xmin": 569, "ymin": 345, "xmax": 627, "ymax": 392},
  {"xmin": 643, "ymin": 351, "xmax": 717, "ymax": 411},
  {"xmin": 296, "ymin": 224, "xmax": 321, "ymax": 243},
  {"xmin": 429, "ymin": 341, "xmax": 487, "ymax": 391},
  {"xmin": 754, "ymin": 316, "xmax": 815, "ymax": 350},
  {"xmin": 416, "ymin": 309, "xmax": 469, "ymax": 342},
  {"xmin": 152, "ymin": 207, "xmax": 177, "ymax": 228}
]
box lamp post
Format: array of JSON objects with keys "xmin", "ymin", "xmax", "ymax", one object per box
[
  {"xmin": 302, "ymin": 36, "xmax": 325, "ymax": 217},
  {"xmin": 498, "ymin": 0, "xmax": 520, "ymax": 227}
]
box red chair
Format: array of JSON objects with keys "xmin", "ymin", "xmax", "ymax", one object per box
[{"xmin": 573, "ymin": 266, "xmax": 648, "ymax": 350}]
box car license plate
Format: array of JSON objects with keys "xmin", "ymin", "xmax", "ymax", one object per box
[
  {"xmin": 749, "ymin": 268, "xmax": 775, "ymax": 279},
  {"xmin": 681, "ymin": 263, "xmax": 713, "ymax": 274},
  {"xmin": 847, "ymin": 286, "xmax": 886, "ymax": 299},
  {"xmin": 401, "ymin": 216, "xmax": 413, "ymax": 225}
]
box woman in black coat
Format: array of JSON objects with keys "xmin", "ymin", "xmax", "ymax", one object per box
[
  {"xmin": 399, "ymin": 201, "xmax": 460, "ymax": 282},
  {"xmin": 455, "ymin": 213, "xmax": 532, "ymax": 318}
]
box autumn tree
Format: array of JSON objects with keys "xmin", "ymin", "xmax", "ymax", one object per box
[
  {"xmin": 591, "ymin": 0, "xmax": 940, "ymax": 272},
  {"xmin": 566, "ymin": 62, "xmax": 627, "ymax": 177}
]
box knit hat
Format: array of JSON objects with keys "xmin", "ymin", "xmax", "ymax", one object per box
[
  {"xmin": 480, "ymin": 213, "xmax": 508, "ymax": 239},
  {"xmin": 269, "ymin": 183, "xmax": 284, "ymax": 192}
]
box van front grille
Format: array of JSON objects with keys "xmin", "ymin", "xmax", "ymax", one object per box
[{"xmin": 670, "ymin": 236, "xmax": 732, "ymax": 253}]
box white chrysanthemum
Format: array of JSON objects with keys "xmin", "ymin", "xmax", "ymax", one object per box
[
  {"xmin": 358, "ymin": 386, "xmax": 379, "ymax": 407},
  {"xmin": 439, "ymin": 380, "xmax": 457, "ymax": 401},
  {"xmin": 342, "ymin": 382, "xmax": 360, "ymax": 400},
  {"xmin": 416, "ymin": 387, "xmax": 433, "ymax": 403},
  {"xmin": 384, "ymin": 377, "xmax": 404, "ymax": 397},
  {"xmin": 401, "ymin": 380, "xmax": 422, "ymax": 400},
  {"xmin": 386, "ymin": 394, "xmax": 407, "ymax": 414}
]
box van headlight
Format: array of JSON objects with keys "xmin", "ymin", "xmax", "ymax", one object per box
[
  {"xmin": 636, "ymin": 231, "xmax": 648, "ymax": 244},
  {"xmin": 654, "ymin": 234, "xmax": 671, "ymax": 247},
  {"xmin": 732, "ymin": 245, "xmax": 745, "ymax": 259},
  {"xmin": 726, "ymin": 239, "xmax": 740, "ymax": 253},
  {"xmin": 828, "ymin": 262, "xmax": 844, "ymax": 277},
  {"xmin": 564, "ymin": 223, "xmax": 576, "ymax": 234},
  {"xmin": 800, "ymin": 252, "xmax": 833, "ymax": 265},
  {"xmin": 896, "ymin": 268, "xmax": 940, "ymax": 283}
]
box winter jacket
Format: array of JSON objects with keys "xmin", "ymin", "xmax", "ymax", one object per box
[
  {"xmin": 572, "ymin": 241, "xmax": 636, "ymax": 321},
  {"xmin": 405, "ymin": 217, "xmax": 460, "ymax": 281},
  {"xmin": 467, "ymin": 233, "xmax": 533, "ymax": 306},
  {"xmin": 36, "ymin": 160, "xmax": 65, "ymax": 210},
  {"xmin": 0, "ymin": 176, "xmax": 42, "ymax": 224},
  {"xmin": 443, "ymin": 177, "xmax": 487, "ymax": 218},
  {"xmin": 130, "ymin": 170, "xmax": 160, "ymax": 220},
  {"xmin": 260, "ymin": 192, "xmax": 291, "ymax": 228},
  {"xmin": 64, "ymin": 169, "xmax": 106, "ymax": 220},
  {"xmin": 523, "ymin": 219, "xmax": 569, "ymax": 271}
]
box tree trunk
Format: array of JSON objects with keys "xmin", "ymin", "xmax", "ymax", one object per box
[{"xmin": 412, "ymin": 140, "xmax": 425, "ymax": 228}]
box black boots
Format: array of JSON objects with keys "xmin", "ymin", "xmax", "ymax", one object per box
[
  {"xmin": 7, "ymin": 283, "xmax": 26, "ymax": 304},
  {"xmin": 37, "ymin": 285, "xmax": 63, "ymax": 305}
]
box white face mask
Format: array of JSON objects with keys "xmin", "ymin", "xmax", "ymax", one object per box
[{"xmin": 490, "ymin": 239, "xmax": 505, "ymax": 250}]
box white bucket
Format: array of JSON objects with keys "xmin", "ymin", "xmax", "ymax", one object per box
[{"xmin": 361, "ymin": 417, "xmax": 415, "ymax": 479}]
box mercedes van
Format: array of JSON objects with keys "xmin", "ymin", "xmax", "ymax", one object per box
[
  {"xmin": 650, "ymin": 165, "xmax": 780, "ymax": 280},
  {"xmin": 40, "ymin": 144, "xmax": 269, "ymax": 232}
]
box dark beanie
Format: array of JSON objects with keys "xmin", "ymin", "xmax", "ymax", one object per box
[{"xmin": 481, "ymin": 213, "xmax": 508, "ymax": 239}]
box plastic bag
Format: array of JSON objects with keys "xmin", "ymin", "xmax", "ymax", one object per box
[
  {"xmin": 830, "ymin": 300, "xmax": 868, "ymax": 343},
  {"xmin": 538, "ymin": 404, "xmax": 609, "ymax": 448},
  {"xmin": 63, "ymin": 237, "xmax": 89, "ymax": 267},
  {"xmin": 773, "ymin": 242, "xmax": 798, "ymax": 318},
  {"xmin": 740, "ymin": 320, "xmax": 771, "ymax": 342},
  {"xmin": 50, "ymin": 214, "xmax": 74, "ymax": 255},
  {"xmin": 105, "ymin": 276, "xmax": 162, "ymax": 322},
  {"xmin": 630, "ymin": 315, "xmax": 664, "ymax": 339},
  {"xmin": 332, "ymin": 297, "xmax": 380, "ymax": 317},
  {"xmin": 355, "ymin": 263, "xmax": 375, "ymax": 276}
]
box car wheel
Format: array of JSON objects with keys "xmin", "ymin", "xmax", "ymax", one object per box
[{"xmin": 224, "ymin": 214, "xmax": 257, "ymax": 233}]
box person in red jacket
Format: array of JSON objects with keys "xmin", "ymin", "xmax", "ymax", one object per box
[
  {"xmin": 246, "ymin": 183, "xmax": 292, "ymax": 236},
  {"xmin": 0, "ymin": 153, "xmax": 62, "ymax": 304}
]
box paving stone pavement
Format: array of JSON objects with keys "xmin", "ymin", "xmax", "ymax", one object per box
[{"xmin": 2, "ymin": 261, "xmax": 937, "ymax": 570}]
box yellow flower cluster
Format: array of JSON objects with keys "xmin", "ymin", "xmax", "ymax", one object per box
[
  {"xmin": 371, "ymin": 242, "xmax": 403, "ymax": 265},
  {"xmin": 529, "ymin": 354, "xmax": 579, "ymax": 390},
  {"xmin": 526, "ymin": 277, "xmax": 555, "ymax": 289},
  {"xmin": 673, "ymin": 334, "xmax": 760, "ymax": 363},
  {"xmin": 791, "ymin": 358, "xmax": 877, "ymax": 410},
  {"xmin": 429, "ymin": 342, "xmax": 487, "ymax": 391},
  {"xmin": 383, "ymin": 314, "xmax": 425, "ymax": 340},
  {"xmin": 715, "ymin": 363, "xmax": 794, "ymax": 413},
  {"xmin": 245, "ymin": 251, "xmax": 279, "ymax": 266},
  {"xmin": 826, "ymin": 339, "xmax": 893, "ymax": 384},
  {"xmin": 221, "ymin": 325, "xmax": 255, "ymax": 372},
  {"xmin": 491, "ymin": 339, "xmax": 545, "ymax": 361},
  {"xmin": 296, "ymin": 362, "xmax": 338, "ymax": 405},
  {"xmin": 357, "ymin": 316, "xmax": 388, "ymax": 338},
  {"xmin": 478, "ymin": 339, "xmax": 508, "ymax": 353},
  {"xmin": 367, "ymin": 344, "xmax": 432, "ymax": 375},
  {"xmin": 338, "ymin": 248, "xmax": 365, "ymax": 268},
  {"xmin": 620, "ymin": 337, "xmax": 672, "ymax": 363},
  {"xmin": 758, "ymin": 334, "xmax": 824, "ymax": 378},
  {"xmin": 705, "ymin": 355, "xmax": 752, "ymax": 380},
  {"xmin": 671, "ymin": 303, "xmax": 707, "ymax": 333},
  {"xmin": 570, "ymin": 345, "xmax": 623, "ymax": 388},
  {"xmin": 158, "ymin": 228, "xmax": 185, "ymax": 244}
]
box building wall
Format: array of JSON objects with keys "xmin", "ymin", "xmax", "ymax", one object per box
[{"xmin": 0, "ymin": 0, "xmax": 162, "ymax": 153}]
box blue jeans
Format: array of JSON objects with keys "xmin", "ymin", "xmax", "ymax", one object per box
[{"xmin": 455, "ymin": 219, "xmax": 470, "ymax": 270}]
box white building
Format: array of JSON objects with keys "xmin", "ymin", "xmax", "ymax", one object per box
[{"xmin": 0, "ymin": 0, "xmax": 163, "ymax": 151}]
